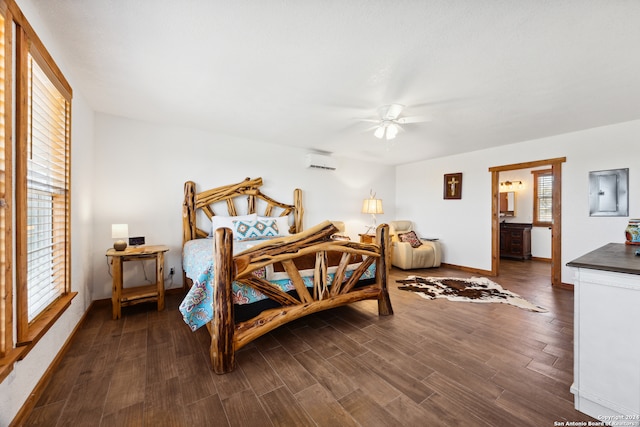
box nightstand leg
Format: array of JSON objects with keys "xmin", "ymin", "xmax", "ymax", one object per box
[
  {"xmin": 112, "ymin": 257, "xmax": 123, "ymax": 320},
  {"xmin": 156, "ymin": 252, "xmax": 165, "ymax": 312}
]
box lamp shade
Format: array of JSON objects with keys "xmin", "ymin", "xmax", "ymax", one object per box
[
  {"xmin": 362, "ymin": 198, "xmax": 384, "ymax": 215},
  {"xmin": 111, "ymin": 224, "xmax": 129, "ymax": 239}
]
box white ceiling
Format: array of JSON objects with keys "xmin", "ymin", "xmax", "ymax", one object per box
[{"xmin": 31, "ymin": 0, "xmax": 640, "ymax": 165}]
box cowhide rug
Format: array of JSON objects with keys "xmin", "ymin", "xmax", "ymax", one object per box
[{"xmin": 397, "ymin": 276, "xmax": 548, "ymax": 312}]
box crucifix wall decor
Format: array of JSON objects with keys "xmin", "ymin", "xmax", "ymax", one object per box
[{"xmin": 444, "ymin": 173, "xmax": 462, "ymax": 199}]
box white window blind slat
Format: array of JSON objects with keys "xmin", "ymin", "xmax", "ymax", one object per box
[
  {"xmin": 25, "ymin": 53, "xmax": 70, "ymax": 322},
  {"xmin": 535, "ymin": 172, "xmax": 553, "ymax": 224}
]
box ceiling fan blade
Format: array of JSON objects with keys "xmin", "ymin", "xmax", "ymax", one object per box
[{"xmin": 396, "ymin": 116, "xmax": 431, "ymax": 124}]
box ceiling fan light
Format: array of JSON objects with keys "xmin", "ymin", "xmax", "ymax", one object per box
[
  {"xmin": 386, "ymin": 124, "xmax": 398, "ymax": 140},
  {"xmin": 374, "ymin": 126, "xmax": 385, "ymax": 139}
]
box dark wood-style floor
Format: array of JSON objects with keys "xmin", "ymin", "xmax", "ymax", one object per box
[{"xmin": 23, "ymin": 260, "xmax": 596, "ymax": 426}]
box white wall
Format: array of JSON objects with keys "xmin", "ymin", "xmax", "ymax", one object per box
[
  {"xmin": 91, "ymin": 113, "xmax": 396, "ymax": 300},
  {"xmin": 0, "ymin": 1, "xmax": 96, "ymax": 425},
  {"xmin": 396, "ymin": 119, "xmax": 640, "ymax": 283}
]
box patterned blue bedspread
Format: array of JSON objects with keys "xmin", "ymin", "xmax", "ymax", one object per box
[{"xmin": 178, "ymin": 238, "xmax": 375, "ymax": 331}]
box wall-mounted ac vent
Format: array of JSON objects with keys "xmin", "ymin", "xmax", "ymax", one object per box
[{"xmin": 305, "ymin": 154, "xmax": 337, "ymax": 170}]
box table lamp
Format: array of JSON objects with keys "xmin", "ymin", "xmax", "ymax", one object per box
[
  {"xmin": 112, "ymin": 224, "xmax": 129, "ymax": 251},
  {"xmin": 362, "ymin": 192, "xmax": 383, "ymax": 234}
]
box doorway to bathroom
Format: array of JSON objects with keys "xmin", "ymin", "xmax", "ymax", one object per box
[{"xmin": 489, "ymin": 157, "xmax": 566, "ymax": 287}]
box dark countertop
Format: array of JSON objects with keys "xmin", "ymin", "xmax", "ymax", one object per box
[{"xmin": 567, "ymin": 243, "xmax": 640, "ymax": 275}]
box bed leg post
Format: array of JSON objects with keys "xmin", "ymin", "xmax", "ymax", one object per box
[
  {"xmin": 211, "ymin": 227, "xmax": 236, "ymax": 374},
  {"xmin": 376, "ymin": 224, "xmax": 394, "ymax": 316}
]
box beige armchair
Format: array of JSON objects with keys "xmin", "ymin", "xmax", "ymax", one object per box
[{"xmin": 389, "ymin": 220, "xmax": 441, "ymax": 270}]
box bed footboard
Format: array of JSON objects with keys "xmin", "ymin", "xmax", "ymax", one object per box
[{"xmin": 210, "ymin": 220, "xmax": 392, "ymax": 374}]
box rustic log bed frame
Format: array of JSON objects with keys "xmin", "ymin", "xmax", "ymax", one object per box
[{"xmin": 182, "ymin": 177, "xmax": 393, "ymax": 374}]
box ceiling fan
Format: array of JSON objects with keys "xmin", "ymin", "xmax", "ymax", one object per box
[{"xmin": 362, "ymin": 104, "xmax": 429, "ymax": 140}]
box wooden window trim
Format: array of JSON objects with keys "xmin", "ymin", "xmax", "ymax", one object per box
[
  {"xmin": 7, "ymin": 1, "xmax": 71, "ymax": 98},
  {"xmin": 532, "ymin": 169, "xmax": 553, "ymax": 227},
  {"xmin": 0, "ymin": 348, "xmax": 25, "ymax": 383},
  {"xmin": 0, "ymin": 0, "xmax": 74, "ymax": 380},
  {"xmin": 0, "ymin": 0, "xmax": 12, "ymax": 379},
  {"xmin": 16, "ymin": 292, "xmax": 77, "ymax": 347},
  {"xmin": 16, "ymin": 26, "xmax": 73, "ymax": 344}
]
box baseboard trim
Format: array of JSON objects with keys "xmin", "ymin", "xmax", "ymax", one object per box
[
  {"xmin": 11, "ymin": 299, "xmax": 99, "ymax": 427},
  {"xmin": 440, "ymin": 262, "xmax": 493, "ymax": 276},
  {"xmin": 557, "ymin": 282, "xmax": 574, "ymax": 290},
  {"xmin": 531, "ymin": 256, "xmax": 552, "ymax": 263}
]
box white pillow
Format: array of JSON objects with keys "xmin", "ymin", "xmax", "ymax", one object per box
[
  {"xmin": 258, "ymin": 215, "xmax": 291, "ymax": 236},
  {"xmin": 210, "ymin": 213, "xmax": 257, "ymax": 236}
]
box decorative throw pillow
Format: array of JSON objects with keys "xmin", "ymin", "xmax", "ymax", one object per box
[
  {"xmin": 399, "ymin": 231, "xmax": 422, "ymax": 248},
  {"xmin": 210, "ymin": 213, "xmax": 257, "ymax": 237},
  {"xmin": 232, "ymin": 219, "xmax": 279, "ymax": 240},
  {"xmin": 258, "ymin": 215, "xmax": 291, "ymax": 236}
]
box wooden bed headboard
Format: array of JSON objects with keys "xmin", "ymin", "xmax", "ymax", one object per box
[{"xmin": 182, "ymin": 177, "xmax": 304, "ymax": 244}]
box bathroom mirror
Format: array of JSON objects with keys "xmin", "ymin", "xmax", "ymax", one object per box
[{"xmin": 499, "ymin": 192, "xmax": 515, "ymax": 217}]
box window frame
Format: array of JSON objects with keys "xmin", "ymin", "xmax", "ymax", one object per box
[
  {"xmin": 0, "ymin": 1, "xmax": 12, "ymax": 372},
  {"xmin": 0, "ymin": 0, "xmax": 75, "ymax": 382},
  {"xmin": 532, "ymin": 169, "xmax": 553, "ymax": 227}
]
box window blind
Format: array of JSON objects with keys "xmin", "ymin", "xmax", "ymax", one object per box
[
  {"xmin": 26, "ymin": 53, "xmax": 69, "ymax": 322},
  {"xmin": 536, "ymin": 172, "xmax": 553, "ymax": 224}
]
